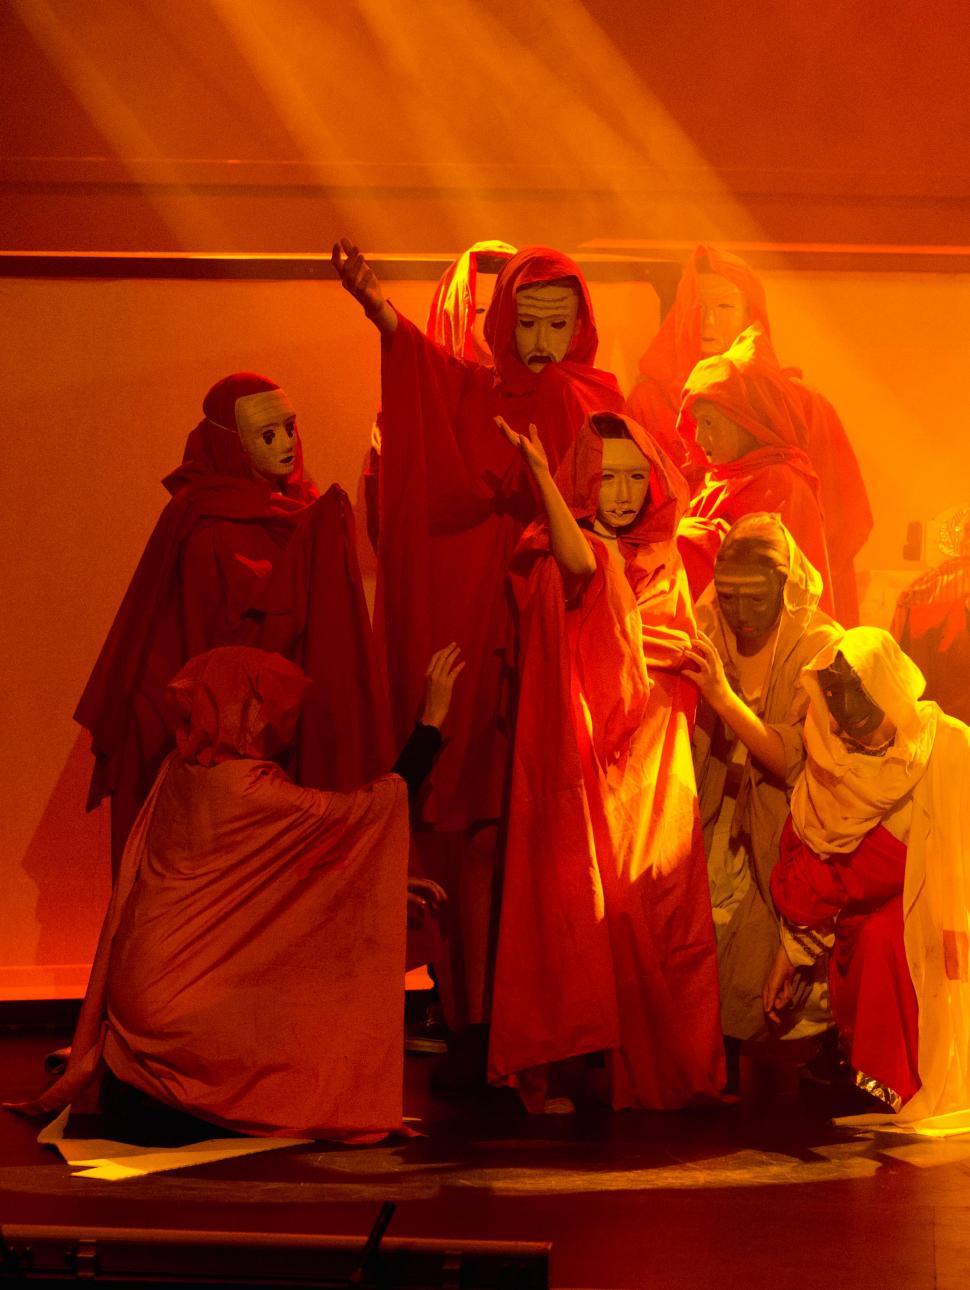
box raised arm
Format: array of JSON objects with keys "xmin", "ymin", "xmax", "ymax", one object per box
[
  {"xmin": 682, "ymin": 630, "xmax": 787, "ymax": 779},
  {"xmin": 331, "ymin": 237, "xmax": 398, "ymax": 336},
  {"xmin": 496, "ymin": 417, "xmax": 596, "ymax": 590}
]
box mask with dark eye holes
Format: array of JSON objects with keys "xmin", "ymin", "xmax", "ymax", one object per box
[{"xmin": 817, "ymin": 651, "xmax": 886, "ymax": 742}]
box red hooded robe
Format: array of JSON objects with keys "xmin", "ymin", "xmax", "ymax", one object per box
[
  {"xmin": 488, "ymin": 414, "xmax": 725, "ymax": 1110},
  {"xmin": 376, "ymin": 246, "xmax": 625, "ymax": 830},
  {"xmin": 22, "ymin": 647, "xmax": 410, "ymax": 1142},
  {"xmin": 627, "ymin": 245, "xmax": 870, "ymax": 623},
  {"xmin": 76, "ymin": 376, "xmax": 390, "ymax": 873},
  {"xmin": 677, "ymin": 325, "xmax": 835, "ymax": 615}
]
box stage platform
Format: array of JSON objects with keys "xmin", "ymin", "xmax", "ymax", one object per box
[{"xmin": 2, "ymin": 1026, "xmax": 969, "ymax": 1288}]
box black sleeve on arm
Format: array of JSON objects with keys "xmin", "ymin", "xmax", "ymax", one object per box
[{"xmin": 391, "ymin": 723, "xmax": 443, "ymax": 799}]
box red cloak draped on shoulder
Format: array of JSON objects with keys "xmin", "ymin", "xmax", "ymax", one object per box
[
  {"xmin": 488, "ymin": 413, "xmax": 724, "ymax": 1109},
  {"xmin": 27, "ymin": 647, "xmax": 410, "ymax": 1141},
  {"xmin": 376, "ymin": 246, "xmax": 624, "ymax": 829},
  {"xmin": 677, "ymin": 324, "xmax": 835, "ymax": 613},
  {"xmin": 76, "ymin": 391, "xmax": 389, "ymax": 872},
  {"xmin": 626, "ymin": 245, "xmax": 869, "ymax": 622}
]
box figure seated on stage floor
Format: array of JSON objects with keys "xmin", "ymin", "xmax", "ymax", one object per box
[
  {"xmin": 892, "ymin": 503, "xmax": 970, "ymax": 726},
  {"xmin": 8, "ymin": 644, "xmax": 462, "ymax": 1146},
  {"xmin": 487, "ymin": 410, "xmax": 724, "ymax": 1112},
  {"xmin": 763, "ymin": 628, "xmax": 970, "ymax": 1131},
  {"xmin": 675, "ymin": 324, "xmax": 834, "ymax": 616},
  {"xmin": 685, "ymin": 515, "xmax": 840, "ymax": 1089}
]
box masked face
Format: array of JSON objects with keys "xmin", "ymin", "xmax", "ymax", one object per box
[
  {"xmin": 693, "ymin": 400, "xmax": 759, "ymax": 465},
  {"xmin": 514, "ymin": 281, "xmax": 580, "ymax": 372},
  {"xmin": 235, "ymin": 389, "xmax": 300, "ymax": 482},
  {"xmin": 596, "ymin": 438, "xmax": 651, "ymax": 534},
  {"xmin": 696, "ymin": 273, "xmax": 750, "ymax": 356},
  {"xmin": 470, "ymin": 271, "xmax": 498, "ymax": 365},
  {"xmin": 817, "ymin": 652, "xmax": 887, "ymax": 745},
  {"xmin": 714, "ymin": 564, "xmax": 785, "ymax": 650}
]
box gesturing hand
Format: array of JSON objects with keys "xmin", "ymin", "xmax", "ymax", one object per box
[
  {"xmin": 682, "ymin": 629, "xmax": 731, "ymax": 704},
  {"xmin": 407, "ymin": 877, "xmax": 447, "ymax": 930},
  {"xmin": 421, "ymin": 642, "xmax": 465, "ymax": 730},
  {"xmin": 495, "ymin": 417, "xmax": 549, "ymax": 478},
  {"xmin": 331, "ymin": 237, "xmax": 387, "ymax": 321}
]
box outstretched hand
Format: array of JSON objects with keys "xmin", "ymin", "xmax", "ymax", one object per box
[
  {"xmin": 421, "ymin": 642, "xmax": 465, "ymax": 730},
  {"xmin": 331, "ymin": 238, "xmax": 394, "ymax": 331},
  {"xmin": 407, "ymin": 877, "xmax": 447, "ymax": 929},
  {"xmin": 682, "ymin": 629, "xmax": 731, "ymax": 705},
  {"xmin": 496, "ymin": 417, "xmax": 549, "ymax": 477}
]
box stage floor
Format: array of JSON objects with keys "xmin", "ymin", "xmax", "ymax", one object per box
[{"xmin": 2, "ymin": 1027, "xmax": 970, "ymax": 1288}]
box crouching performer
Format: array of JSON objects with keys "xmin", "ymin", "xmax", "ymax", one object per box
[
  {"xmin": 686, "ymin": 515, "xmax": 840, "ymax": 1082},
  {"xmin": 765, "ymin": 628, "xmax": 970, "ymax": 1131},
  {"xmin": 9, "ymin": 644, "xmax": 460, "ymax": 1145},
  {"xmin": 489, "ymin": 411, "xmax": 724, "ymax": 1111}
]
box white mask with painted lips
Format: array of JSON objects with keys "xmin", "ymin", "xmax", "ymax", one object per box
[{"xmin": 235, "ymin": 389, "xmax": 300, "ymax": 482}]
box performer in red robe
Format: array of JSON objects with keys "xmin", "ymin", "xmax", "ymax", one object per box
[
  {"xmin": 489, "ymin": 411, "xmax": 724, "ymax": 1111},
  {"xmin": 11, "ymin": 645, "xmax": 459, "ymax": 1144},
  {"xmin": 332, "ymin": 239, "xmax": 625, "ymax": 1074},
  {"xmin": 765, "ymin": 629, "xmax": 970, "ymax": 1132},
  {"xmin": 627, "ymin": 245, "xmax": 870, "ymax": 623},
  {"xmin": 677, "ymin": 324, "xmax": 835, "ymax": 615},
  {"xmin": 76, "ymin": 373, "xmax": 389, "ymax": 875},
  {"xmin": 361, "ymin": 239, "xmax": 517, "ymax": 552}
]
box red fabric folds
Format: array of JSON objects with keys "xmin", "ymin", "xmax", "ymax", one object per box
[
  {"xmin": 425, "ymin": 240, "xmax": 517, "ymax": 363},
  {"xmin": 76, "ymin": 396, "xmax": 388, "ymax": 871},
  {"xmin": 29, "ymin": 647, "xmax": 411, "ymax": 1141},
  {"xmin": 376, "ymin": 246, "xmax": 624, "ymax": 829},
  {"xmin": 772, "ymin": 818, "xmax": 920, "ymax": 1105},
  {"xmin": 489, "ymin": 414, "xmax": 724, "ymax": 1109},
  {"xmin": 627, "ymin": 245, "xmax": 869, "ymax": 622},
  {"xmin": 677, "ymin": 325, "xmax": 834, "ymax": 612}
]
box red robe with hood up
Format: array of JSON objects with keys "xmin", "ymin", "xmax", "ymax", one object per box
[
  {"xmin": 76, "ymin": 399, "xmax": 390, "ymax": 873},
  {"xmin": 627, "ymin": 245, "xmax": 870, "ymax": 623},
  {"xmin": 488, "ymin": 415, "xmax": 724, "ymax": 1109},
  {"xmin": 376, "ymin": 246, "xmax": 625, "ymax": 831},
  {"xmin": 677, "ymin": 325, "xmax": 835, "ymax": 615}
]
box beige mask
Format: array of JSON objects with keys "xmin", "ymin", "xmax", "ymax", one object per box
[
  {"xmin": 696, "ymin": 273, "xmax": 750, "ymax": 356},
  {"xmin": 235, "ymin": 389, "xmax": 299, "ymax": 481},
  {"xmin": 514, "ymin": 282, "xmax": 580, "ymax": 371},
  {"xmin": 693, "ymin": 400, "xmax": 759, "ymax": 465},
  {"xmin": 596, "ymin": 438, "xmax": 651, "ymax": 534}
]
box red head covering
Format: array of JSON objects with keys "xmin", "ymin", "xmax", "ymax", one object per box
[
  {"xmin": 677, "ymin": 324, "xmax": 809, "ymax": 453},
  {"xmin": 553, "ymin": 410, "xmax": 690, "ymax": 566},
  {"xmin": 167, "ymin": 645, "xmax": 312, "ymax": 767},
  {"xmin": 167, "ymin": 372, "xmax": 314, "ymax": 501},
  {"xmin": 425, "ymin": 240, "xmax": 517, "ymax": 362},
  {"xmin": 637, "ymin": 244, "xmax": 770, "ymax": 387},
  {"xmin": 483, "ymin": 246, "xmax": 599, "ymax": 393}
]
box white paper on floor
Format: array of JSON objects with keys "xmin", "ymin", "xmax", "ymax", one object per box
[{"xmin": 39, "ymin": 1108, "xmax": 310, "ymax": 1181}]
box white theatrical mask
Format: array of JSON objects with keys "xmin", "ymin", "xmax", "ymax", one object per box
[
  {"xmin": 596, "ymin": 437, "xmax": 651, "ymax": 535},
  {"xmin": 696, "ymin": 273, "xmax": 750, "ymax": 357},
  {"xmin": 235, "ymin": 389, "xmax": 300, "ymax": 482},
  {"xmin": 514, "ymin": 281, "xmax": 580, "ymax": 372}
]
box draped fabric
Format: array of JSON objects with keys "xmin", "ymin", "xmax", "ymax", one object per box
[
  {"xmin": 779, "ymin": 627, "xmax": 970, "ymax": 1133},
  {"xmin": 693, "ymin": 519, "xmax": 839, "ymax": 1039},
  {"xmin": 425, "ymin": 240, "xmax": 517, "ymax": 363},
  {"xmin": 626, "ymin": 245, "xmax": 870, "ymax": 622},
  {"xmin": 16, "ymin": 647, "xmax": 412, "ymax": 1141},
  {"xmin": 676, "ymin": 325, "xmax": 834, "ymax": 612},
  {"xmin": 376, "ymin": 246, "xmax": 624, "ymax": 830},
  {"xmin": 75, "ymin": 397, "xmax": 387, "ymax": 871},
  {"xmin": 489, "ymin": 414, "xmax": 724, "ymax": 1109},
  {"xmin": 893, "ymin": 556, "xmax": 970, "ymax": 725}
]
